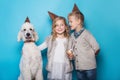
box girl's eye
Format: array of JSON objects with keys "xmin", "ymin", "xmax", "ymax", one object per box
[
  {"xmin": 61, "ymin": 24, "xmax": 64, "ymax": 26},
  {"xmin": 23, "ymin": 29, "xmax": 26, "ymax": 31},
  {"xmin": 56, "ymin": 25, "xmax": 58, "ymax": 27},
  {"xmin": 30, "ymin": 28, "xmax": 32, "ymax": 31}
]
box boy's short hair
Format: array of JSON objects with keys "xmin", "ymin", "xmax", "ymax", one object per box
[{"xmin": 68, "ymin": 11, "xmax": 84, "ymax": 25}]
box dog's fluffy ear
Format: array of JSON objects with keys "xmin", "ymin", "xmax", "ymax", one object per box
[
  {"xmin": 33, "ymin": 31, "xmax": 39, "ymax": 42},
  {"xmin": 17, "ymin": 31, "xmax": 22, "ymax": 42}
]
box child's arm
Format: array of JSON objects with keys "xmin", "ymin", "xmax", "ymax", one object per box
[
  {"xmin": 38, "ymin": 41, "xmax": 47, "ymax": 51},
  {"xmin": 67, "ymin": 36, "xmax": 74, "ymax": 59},
  {"xmin": 67, "ymin": 36, "xmax": 74, "ymax": 51},
  {"xmin": 38, "ymin": 36, "xmax": 50, "ymax": 50},
  {"xmin": 86, "ymin": 31, "xmax": 100, "ymax": 55}
]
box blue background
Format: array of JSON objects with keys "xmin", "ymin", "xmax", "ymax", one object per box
[{"xmin": 0, "ymin": 0, "xmax": 120, "ymax": 80}]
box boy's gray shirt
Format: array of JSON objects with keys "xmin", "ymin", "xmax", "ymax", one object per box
[{"xmin": 68, "ymin": 29, "xmax": 100, "ymax": 70}]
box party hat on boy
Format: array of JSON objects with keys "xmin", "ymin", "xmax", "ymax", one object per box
[{"xmin": 72, "ymin": 3, "xmax": 80, "ymax": 12}]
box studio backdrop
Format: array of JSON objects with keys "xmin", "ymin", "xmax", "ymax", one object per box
[{"xmin": 0, "ymin": 0, "xmax": 120, "ymax": 80}]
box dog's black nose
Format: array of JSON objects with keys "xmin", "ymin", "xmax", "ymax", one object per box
[{"xmin": 26, "ymin": 33, "xmax": 30, "ymax": 36}]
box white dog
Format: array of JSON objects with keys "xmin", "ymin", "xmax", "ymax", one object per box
[{"xmin": 17, "ymin": 17, "xmax": 43, "ymax": 80}]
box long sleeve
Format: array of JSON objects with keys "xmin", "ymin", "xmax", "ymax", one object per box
[
  {"xmin": 67, "ymin": 35, "xmax": 76, "ymax": 57},
  {"xmin": 38, "ymin": 36, "xmax": 51, "ymax": 51},
  {"xmin": 67, "ymin": 36, "xmax": 74, "ymax": 51},
  {"xmin": 86, "ymin": 31, "xmax": 100, "ymax": 55},
  {"xmin": 38, "ymin": 41, "xmax": 47, "ymax": 51}
]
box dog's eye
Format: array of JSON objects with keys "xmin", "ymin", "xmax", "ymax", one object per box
[
  {"xmin": 30, "ymin": 28, "xmax": 33, "ymax": 31},
  {"xmin": 23, "ymin": 29, "xmax": 26, "ymax": 31}
]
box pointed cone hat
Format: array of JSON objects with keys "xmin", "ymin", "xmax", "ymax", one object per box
[
  {"xmin": 72, "ymin": 3, "xmax": 80, "ymax": 12},
  {"xmin": 25, "ymin": 17, "xmax": 30, "ymax": 23},
  {"xmin": 48, "ymin": 11, "xmax": 59, "ymax": 21}
]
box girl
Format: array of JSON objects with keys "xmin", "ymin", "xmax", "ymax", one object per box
[{"xmin": 38, "ymin": 16, "xmax": 73, "ymax": 80}]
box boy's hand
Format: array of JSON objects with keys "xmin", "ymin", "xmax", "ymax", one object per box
[{"xmin": 67, "ymin": 50, "xmax": 74, "ymax": 60}]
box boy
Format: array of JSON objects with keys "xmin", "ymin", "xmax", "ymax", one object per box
[{"xmin": 67, "ymin": 4, "xmax": 100, "ymax": 80}]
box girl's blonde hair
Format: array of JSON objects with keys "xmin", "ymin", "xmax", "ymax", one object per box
[{"xmin": 51, "ymin": 17, "xmax": 69, "ymax": 40}]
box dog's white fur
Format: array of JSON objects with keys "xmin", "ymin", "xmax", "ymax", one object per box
[
  {"xmin": 17, "ymin": 22, "xmax": 43, "ymax": 80},
  {"xmin": 17, "ymin": 22, "xmax": 38, "ymax": 42}
]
